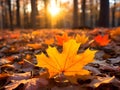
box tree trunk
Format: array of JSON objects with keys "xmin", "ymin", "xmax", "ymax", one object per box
[
  {"xmin": 7, "ymin": 0, "xmax": 14, "ymax": 30},
  {"xmin": 90, "ymin": 0, "xmax": 93, "ymax": 28},
  {"xmin": 73, "ymin": 0, "xmax": 78, "ymax": 29},
  {"xmin": 80, "ymin": 0, "xmax": 86, "ymax": 27},
  {"xmin": 16, "ymin": 0, "xmax": 21, "ymax": 27},
  {"xmin": 98, "ymin": 0, "xmax": 109, "ymax": 27},
  {"xmin": 95, "ymin": 0, "xmax": 99, "ymax": 26},
  {"xmin": 119, "ymin": 6, "xmax": 120, "ymax": 26},
  {"xmin": 112, "ymin": 0, "xmax": 116, "ymax": 27},
  {"xmin": 0, "ymin": 0, "xmax": 3, "ymax": 30},
  {"xmin": 31, "ymin": 0, "xmax": 37, "ymax": 29}
]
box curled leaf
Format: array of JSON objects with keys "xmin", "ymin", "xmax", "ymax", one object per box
[{"xmin": 94, "ymin": 76, "xmax": 115, "ymax": 87}]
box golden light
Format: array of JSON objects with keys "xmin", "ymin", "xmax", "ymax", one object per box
[
  {"xmin": 60, "ymin": 0, "xmax": 69, "ymax": 3},
  {"xmin": 26, "ymin": 4, "xmax": 31, "ymax": 13},
  {"xmin": 37, "ymin": 1, "xmax": 44, "ymax": 11},
  {"xmin": 48, "ymin": 0, "xmax": 60, "ymax": 16}
]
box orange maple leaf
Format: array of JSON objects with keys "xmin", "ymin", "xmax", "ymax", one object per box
[
  {"xmin": 36, "ymin": 39, "xmax": 96, "ymax": 81},
  {"xmin": 10, "ymin": 33, "xmax": 20, "ymax": 39},
  {"xmin": 75, "ymin": 34, "xmax": 88, "ymax": 44},
  {"xmin": 94, "ymin": 34, "xmax": 110, "ymax": 46},
  {"xmin": 44, "ymin": 38, "xmax": 54, "ymax": 45},
  {"xmin": 55, "ymin": 33, "xmax": 70, "ymax": 46},
  {"xmin": 110, "ymin": 27, "xmax": 120, "ymax": 36},
  {"xmin": 27, "ymin": 43, "xmax": 41, "ymax": 49},
  {"xmin": 31, "ymin": 30, "xmax": 41, "ymax": 36},
  {"xmin": 110, "ymin": 27, "xmax": 120, "ymax": 40}
]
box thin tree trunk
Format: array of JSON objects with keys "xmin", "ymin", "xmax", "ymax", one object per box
[
  {"xmin": 90, "ymin": 0, "xmax": 93, "ymax": 28},
  {"xmin": 16, "ymin": 0, "xmax": 21, "ymax": 27},
  {"xmin": 112, "ymin": 0, "xmax": 116, "ymax": 27},
  {"xmin": 4, "ymin": 2, "xmax": 9, "ymax": 28},
  {"xmin": 98, "ymin": 0, "xmax": 109, "ymax": 27},
  {"xmin": 7, "ymin": 0, "xmax": 14, "ymax": 30},
  {"xmin": 119, "ymin": 4, "xmax": 120, "ymax": 26},
  {"xmin": 73, "ymin": 0, "xmax": 78, "ymax": 29},
  {"xmin": 95, "ymin": 0, "xmax": 99, "ymax": 26},
  {"xmin": 80, "ymin": 0, "xmax": 86, "ymax": 27},
  {"xmin": 31, "ymin": 0, "xmax": 37, "ymax": 29},
  {"xmin": 0, "ymin": 0, "xmax": 3, "ymax": 30}
]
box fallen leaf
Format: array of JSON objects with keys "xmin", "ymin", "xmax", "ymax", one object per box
[
  {"xmin": 36, "ymin": 39, "xmax": 96, "ymax": 83},
  {"xmin": 27, "ymin": 43, "xmax": 41, "ymax": 49},
  {"xmin": 110, "ymin": 27, "xmax": 120, "ymax": 42},
  {"xmin": 25, "ymin": 78, "xmax": 48, "ymax": 89},
  {"xmin": 52, "ymin": 85, "xmax": 79, "ymax": 90},
  {"xmin": 25, "ymin": 54, "xmax": 32, "ymax": 60},
  {"xmin": 0, "ymin": 64, "xmax": 15, "ymax": 73},
  {"xmin": 44, "ymin": 38, "xmax": 54, "ymax": 45},
  {"xmin": 0, "ymin": 73, "xmax": 10, "ymax": 80},
  {"xmin": 95, "ymin": 82, "xmax": 120, "ymax": 90},
  {"xmin": 31, "ymin": 30, "xmax": 41, "ymax": 36},
  {"xmin": 94, "ymin": 76, "xmax": 115, "ymax": 87},
  {"xmin": 0, "ymin": 73, "xmax": 10, "ymax": 88},
  {"xmin": 5, "ymin": 78, "xmax": 48, "ymax": 90},
  {"xmin": 55, "ymin": 33, "xmax": 70, "ymax": 46},
  {"xmin": 4, "ymin": 80, "xmax": 25, "ymax": 90},
  {"xmin": 5, "ymin": 56, "xmax": 16, "ymax": 62},
  {"xmin": 0, "ymin": 58, "xmax": 11, "ymax": 66},
  {"xmin": 94, "ymin": 34, "xmax": 110, "ymax": 46},
  {"xmin": 75, "ymin": 34, "xmax": 88, "ymax": 44},
  {"xmin": 8, "ymin": 72, "xmax": 31, "ymax": 81},
  {"xmin": 10, "ymin": 33, "xmax": 20, "ymax": 39},
  {"xmin": 107, "ymin": 57, "xmax": 120, "ymax": 64},
  {"xmin": 110, "ymin": 27, "xmax": 120, "ymax": 37}
]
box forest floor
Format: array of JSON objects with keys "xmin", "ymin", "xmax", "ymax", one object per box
[{"xmin": 0, "ymin": 28, "xmax": 120, "ymax": 90}]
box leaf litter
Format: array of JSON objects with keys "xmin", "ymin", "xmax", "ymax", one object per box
[{"xmin": 0, "ymin": 28, "xmax": 120, "ymax": 90}]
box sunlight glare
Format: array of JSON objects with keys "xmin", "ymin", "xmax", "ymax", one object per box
[
  {"xmin": 60, "ymin": 0, "xmax": 69, "ymax": 3},
  {"xmin": 48, "ymin": 0, "xmax": 60, "ymax": 16},
  {"xmin": 26, "ymin": 4, "xmax": 31, "ymax": 13}
]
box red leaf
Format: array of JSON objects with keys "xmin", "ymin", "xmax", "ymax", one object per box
[{"xmin": 94, "ymin": 34, "xmax": 110, "ymax": 46}]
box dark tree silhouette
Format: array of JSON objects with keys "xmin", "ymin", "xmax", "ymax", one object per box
[
  {"xmin": 16, "ymin": 0, "xmax": 21, "ymax": 27},
  {"xmin": 7, "ymin": 0, "xmax": 13, "ymax": 30},
  {"xmin": 98, "ymin": 0, "xmax": 110, "ymax": 27},
  {"xmin": 31, "ymin": 0, "xmax": 37, "ymax": 29},
  {"xmin": 73, "ymin": 0, "xmax": 78, "ymax": 29},
  {"xmin": 90, "ymin": 0, "xmax": 94, "ymax": 28},
  {"xmin": 112, "ymin": 0, "xmax": 116, "ymax": 27},
  {"xmin": 80, "ymin": 0, "xmax": 86, "ymax": 27},
  {"xmin": 0, "ymin": 0, "xmax": 4, "ymax": 30}
]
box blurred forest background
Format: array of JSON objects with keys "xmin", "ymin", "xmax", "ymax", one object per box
[{"xmin": 0, "ymin": 0, "xmax": 120, "ymax": 30}]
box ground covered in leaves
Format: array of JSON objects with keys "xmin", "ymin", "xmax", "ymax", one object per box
[{"xmin": 0, "ymin": 28, "xmax": 120, "ymax": 90}]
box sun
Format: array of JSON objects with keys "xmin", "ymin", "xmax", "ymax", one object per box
[{"xmin": 48, "ymin": 0, "xmax": 60, "ymax": 16}]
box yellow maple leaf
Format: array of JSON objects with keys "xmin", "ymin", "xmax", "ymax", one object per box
[
  {"xmin": 75, "ymin": 34, "xmax": 88, "ymax": 44},
  {"xmin": 36, "ymin": 39, "xmax": 96, "ymax": 81}
]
